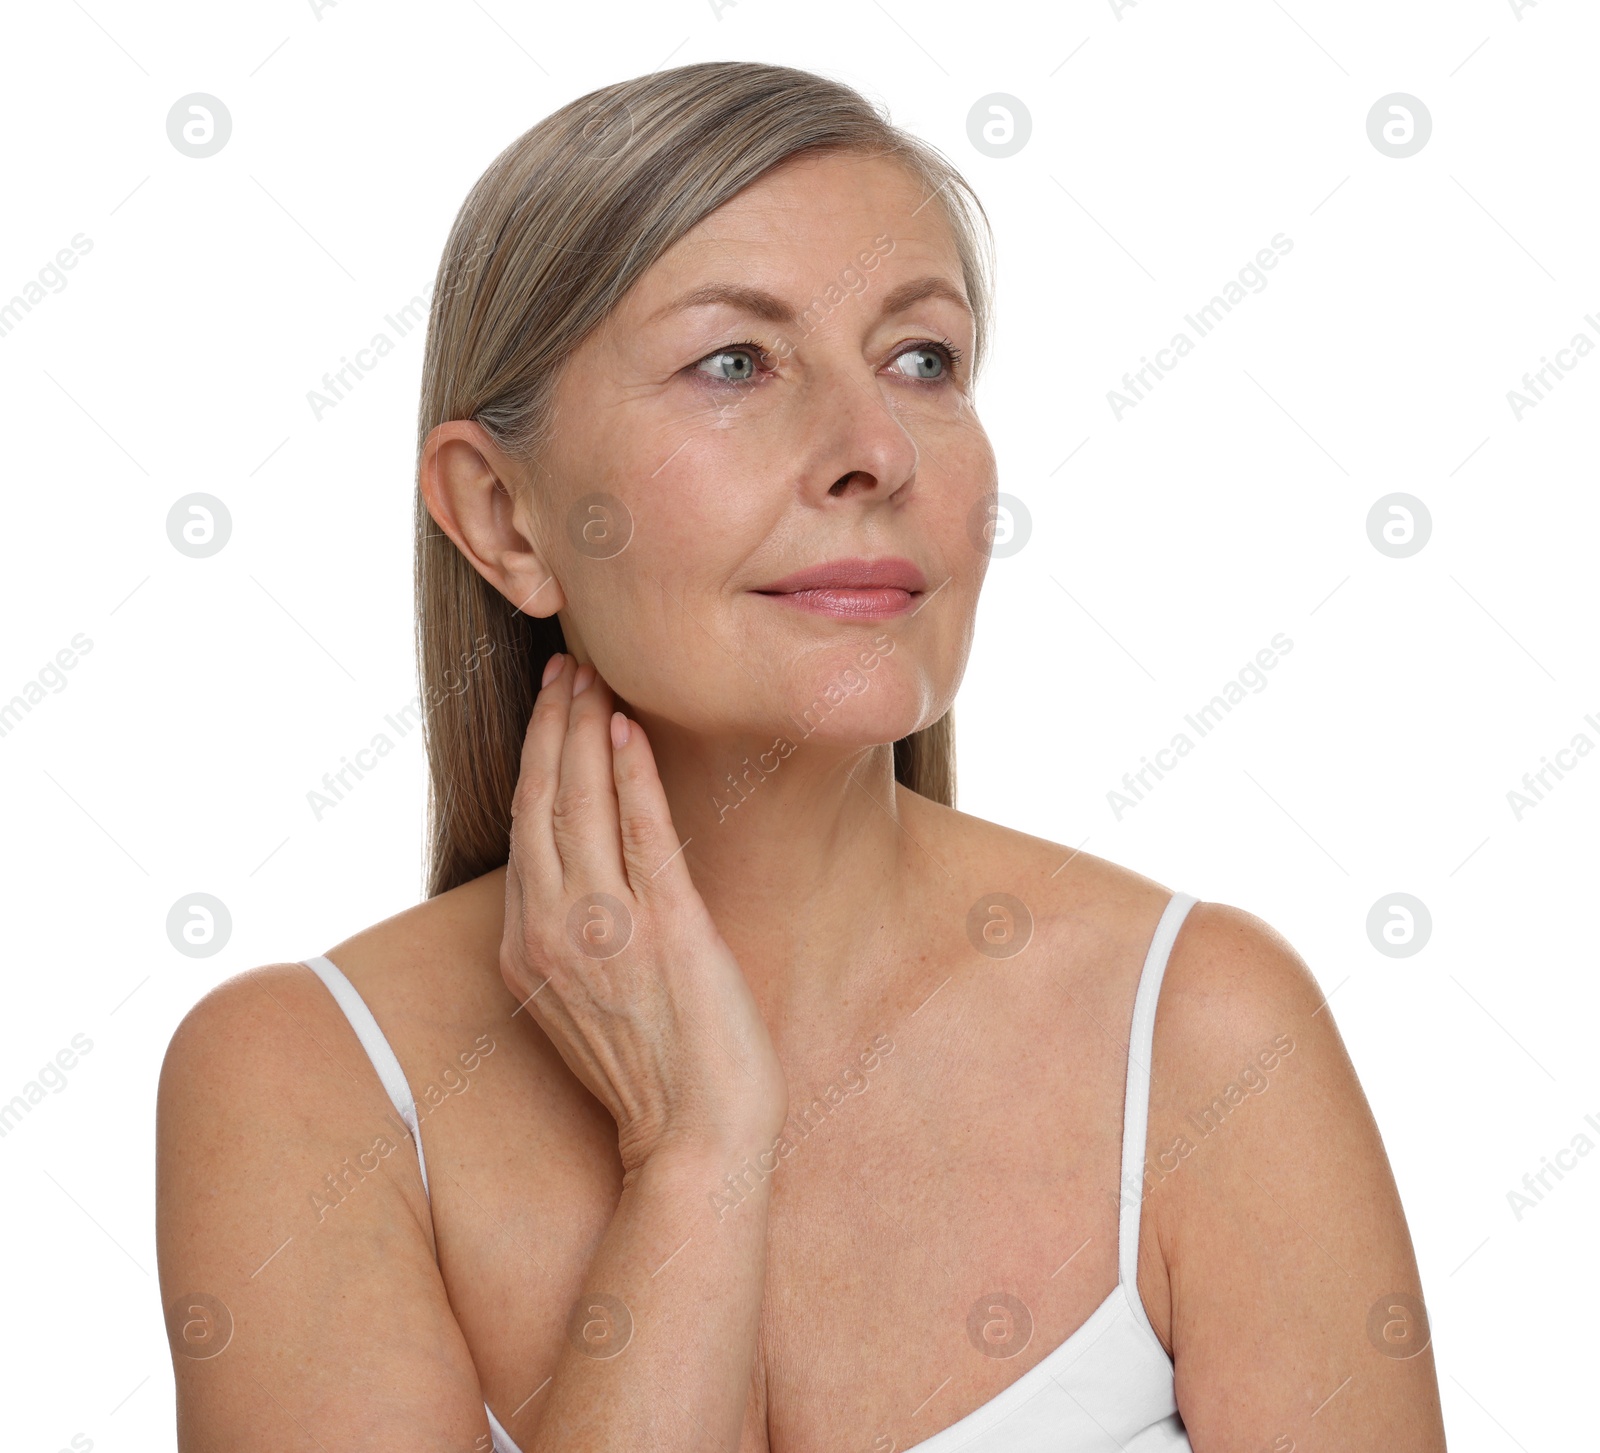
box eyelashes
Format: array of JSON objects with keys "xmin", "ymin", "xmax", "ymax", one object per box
[{"xmin": 693, "ymin": 337, "xmax": 964, "ymax": 387}]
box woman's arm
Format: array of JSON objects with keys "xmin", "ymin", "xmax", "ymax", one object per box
[
  {"xmin": 491, "ymin": 651, "xmax": 790, "ymax": 1445},
  {"xmin": 524, "ymin": 1135, "xmax": 775, "ymax": 1450},
  {"xmin": 157, "ymin": 964, "xmax": 506, "ymax": 1451},
  {"xmin": 157, "ymin": 964, "xmax": 778, "ymax": 1452},
  {"xmin": 1143, "ymin": 903, "xmax": 1448, "ymax": 1451}
]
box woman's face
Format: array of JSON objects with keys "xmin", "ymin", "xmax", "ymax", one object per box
[{"xmin": 519, "ymin": 149, "xmax": 997, "ymax": 751}]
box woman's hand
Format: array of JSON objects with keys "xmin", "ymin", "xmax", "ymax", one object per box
[{"xmin": 500, "ymin": 652, "xmax": 788, "ymax": 1182}]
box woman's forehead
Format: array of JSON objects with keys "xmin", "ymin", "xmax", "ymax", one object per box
[{"xmin": 685, "ymin": 155, "xmax": 935, "ymax": 242}]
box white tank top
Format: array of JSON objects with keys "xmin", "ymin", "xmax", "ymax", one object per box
[{"xmin": 303, "ymin": 889, "xmax": 1198, "ymax": 1453}]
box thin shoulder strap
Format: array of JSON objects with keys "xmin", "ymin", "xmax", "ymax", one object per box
[
  {"xmin": 1116, "ymin": 891, "xmax": 1199, "ymax": 1332},
  {"xmin": 302, "ymin": 954, "xmax": 430, "ymax": 1200},
  {"xmin": 304, "ymin": 959, "xmax": 519, "ymax": 1451}
]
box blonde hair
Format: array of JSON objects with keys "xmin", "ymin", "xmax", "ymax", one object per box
[{"xmin": 414, "ymin": 60, "xmax": 995, "ymax": 897}]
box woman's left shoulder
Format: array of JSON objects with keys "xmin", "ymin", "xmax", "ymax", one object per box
[
  {"xmin": 1146, "ymin": 896, "xmax": 1371, "ymax": 1182},
  {"xmin": 1157, "ymin": 897, "xmax": 1333, "ymax": 1039},
  {"xmin": 1142, "ymin": 900, "xmax": 1445, "ymax": 1445}
]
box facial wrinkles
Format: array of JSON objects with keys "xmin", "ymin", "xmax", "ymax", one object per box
[
  {"xmin": 674, "ymin": 313, "xmax": 969, "ymax": 492},
  {"xmin": 530, "ymin": 165, "xmax": 990, "ymax": 728}
]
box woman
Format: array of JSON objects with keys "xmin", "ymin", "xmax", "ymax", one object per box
[{"xmin": 156, "ymin": 61, "xmax": 1447, "ymax": 1453}]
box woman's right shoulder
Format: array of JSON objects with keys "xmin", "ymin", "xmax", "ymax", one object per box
[
  {"xmin": 154, "ymin": 874, "xmax": 512, "ymax": 1447},
  {"xmin": 158, "ymin": 867, "xmax": 512, "ymax": 1178},
  {"xmin": 163, "ymin": 866, "xmax": 512, "ymax": 1072},
  {"xmin": 158, "ymin": 959, "xmax": 359, "ymax": 1124}
]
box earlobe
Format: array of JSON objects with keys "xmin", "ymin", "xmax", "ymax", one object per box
[{"xmin": 420, "ymin": 421, "xmax": 567, "ymax": 619}]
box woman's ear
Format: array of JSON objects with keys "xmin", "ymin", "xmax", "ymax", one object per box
[{"xmin": 420, "ymin": 420, "xmax": 566, "ymax": 619}]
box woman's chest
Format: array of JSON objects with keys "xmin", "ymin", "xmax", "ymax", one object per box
[
  {"xmin": 742, "ymin": 1073, "xmax": 1127, "ymax": 1453},
  {"xmin": 431, "ymin": 984, "xmax": 1143, "ymax": 1453}
]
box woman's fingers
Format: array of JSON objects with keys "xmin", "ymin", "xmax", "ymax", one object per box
[
  {"xmin": 507, "ymin": 651, "xmax": 578, "ymax": 893},
  {"xmin": 549, "ymin": 658, "xmax": 628, "ymax": 894},
  {"xmin": 609, "ymin": 711, "xmax": 695, "ymax": 908}
]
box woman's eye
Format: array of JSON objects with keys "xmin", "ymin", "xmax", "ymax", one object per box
[
  {"xmin": 890, "ymin": 343, "xmax": 958, "ymax": 381},
  {"xmin": 694, "ymin": 346, "xmax": 764, "ymax": 384},
  {"xmin": 692, "ymin": 339, "xmax": 960, "ymax": 386}
]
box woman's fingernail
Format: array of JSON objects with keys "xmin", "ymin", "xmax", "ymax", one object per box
[
  {"xmin": 572, "ymin": 661, "xmax": 595, "ymax": 696},
  {"xmin": 610, "ymin": 711, "xmax": 629, "ymax": 749},
  {"xmin": 541, "ymin": 653, "xmax": 563, "ymax": 688}
]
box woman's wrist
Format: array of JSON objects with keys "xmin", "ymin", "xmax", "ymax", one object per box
[{"xmin": 622, "ymin": 1120, "xmax": 783, "ymax": 1199}]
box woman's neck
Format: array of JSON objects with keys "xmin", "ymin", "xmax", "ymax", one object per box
[{"xmin": 647, "ymin": 729, "xmax": 917, "ymax": 1020}]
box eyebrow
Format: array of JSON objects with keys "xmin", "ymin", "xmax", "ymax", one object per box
[{"xmin": 652, "ymin": 273, "xmax": 972, "ymax": 327}]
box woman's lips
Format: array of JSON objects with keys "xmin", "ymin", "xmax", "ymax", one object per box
[
  {"xmin": 751, "ymin": 555, "xmax": 927, "ymax": 617},
  {"xmin": 758, "ymin": 587, "xmax": 919, "ymax": 619}
]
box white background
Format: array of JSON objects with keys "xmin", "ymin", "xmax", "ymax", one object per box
[{"xmin": 1, "ymin": 1, "xmax": 1594, "ymax": 1449}]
